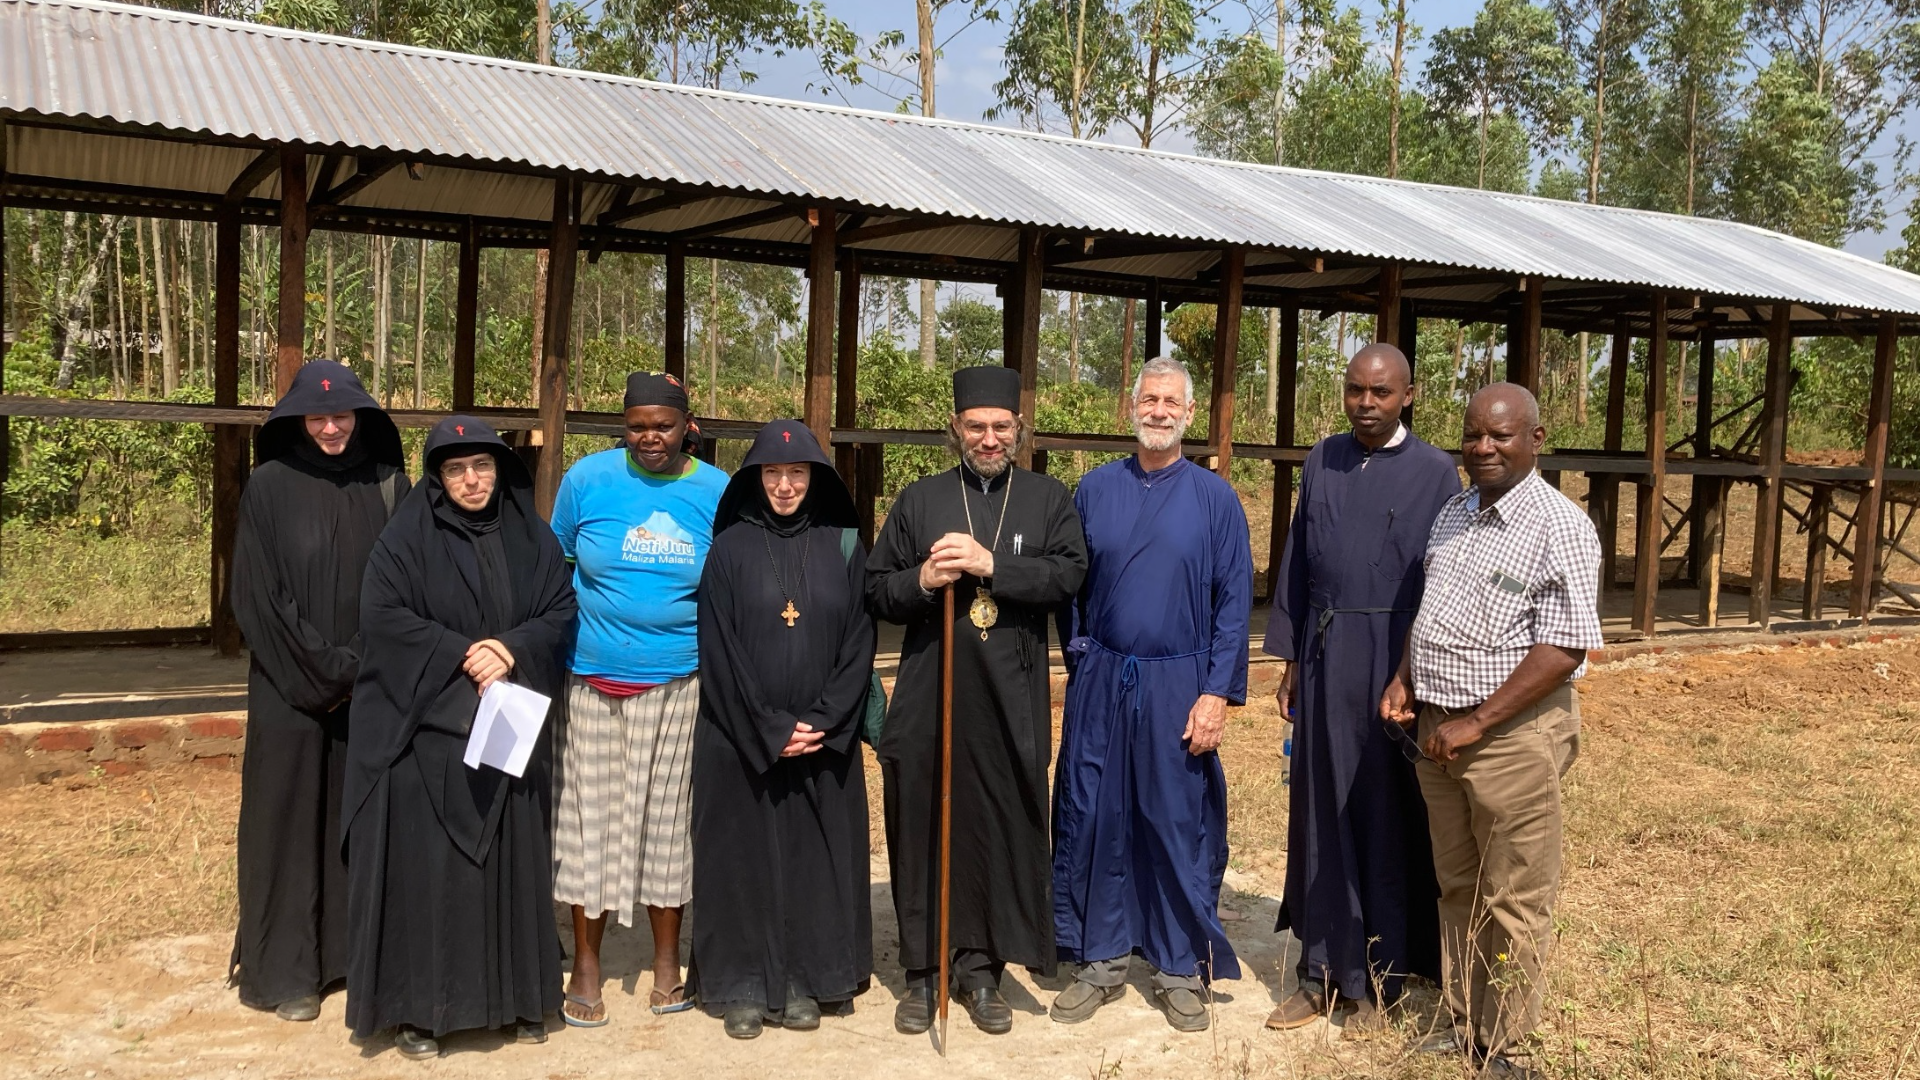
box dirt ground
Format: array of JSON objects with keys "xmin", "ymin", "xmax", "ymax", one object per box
[{"xmin": 3, "ymin": 637, "xmax": 1919, "ymax": 1079}]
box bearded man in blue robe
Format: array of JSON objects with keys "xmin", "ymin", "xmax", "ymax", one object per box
[{"xmin": 1050, "ymin": 357, "xmax": 1253, "ymax": 1033}]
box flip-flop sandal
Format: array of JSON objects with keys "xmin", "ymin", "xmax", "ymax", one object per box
[
  {"xmin": 562, "ymin": 993, "xmax": 609, "ymax": 1028},
  {"xmin": 649, "ymin": 984, "xmax": 694, "ymax": 1015}
]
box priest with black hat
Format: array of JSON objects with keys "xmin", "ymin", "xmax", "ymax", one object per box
[
  {"xmin": 342, "ymin": 416, "xmax": 578, "ymax": 1059},
  {"xmin": 229, "ymin": 359, "xmax": 407, "ymax": 1022},
  {"xmin": 687, "ymin": 420, "xmax": 877, "ymax": 1040},
  {"xmin": 867, "ymin": 365, "xmax": 1089, "ymax": 1035}
]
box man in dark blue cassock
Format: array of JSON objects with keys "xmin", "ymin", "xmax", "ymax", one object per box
[
  {"xmin": 1051, "ymin": 357, "xmax": 1253, "ymax": 1034},
  {"xmin": 1263, "ymin": 343, "xmax": 1460, "ymax": 1030}
]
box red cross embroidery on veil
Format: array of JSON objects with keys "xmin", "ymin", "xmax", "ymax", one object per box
[
  {"xmin": 456, "ymin": 425, "xmax": 466, "ymax": 436},
  {"xmin": 321, "ymin": 379, "xmax": 331, "ymax": 391}
]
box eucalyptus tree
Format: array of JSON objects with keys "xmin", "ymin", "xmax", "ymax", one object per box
[{"xmin": 1423, "ymin": 0, "xmax": 1577, "ymax": 187}]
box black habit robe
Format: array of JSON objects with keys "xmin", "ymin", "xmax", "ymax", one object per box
[
  {"xmin": 867, "ymin": 462, "xmax": 1088, "ymax": 977},
  {"xmin": 342, "ymin": 419, "xmax": 577, "ymax": 1039},
  {"xmin": 688, "ymin": 420, "xmax": 876, "ymax": 1016},
  {"xmin": 228, "ymin": 360, "xmax": 406, "ymax": 1009},
  {"xmin": 1265, "ymin": 428, "xmax": 1460, "ymax": 1003}
]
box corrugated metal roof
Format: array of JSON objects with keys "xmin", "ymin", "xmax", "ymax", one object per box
[{"xmin": 5, "ymin": 0, "xmax": 1920, "ymax": 317}]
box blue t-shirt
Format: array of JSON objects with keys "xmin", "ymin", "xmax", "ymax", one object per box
[{"xmin": 551, "ymin": 448, "xmax": 729, "ymax": 683}]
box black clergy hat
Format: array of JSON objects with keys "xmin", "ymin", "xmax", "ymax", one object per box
[{"xmin": 952, "ymin": 365, "xmax": 1022, "ymax": 413}]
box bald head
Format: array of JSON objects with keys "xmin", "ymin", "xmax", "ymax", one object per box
[
  {"xmin": 1343, "ymin": 343, "xmax": 1414, "ymax": 448},
  {"xmin": 1461, "ymin": 382, "xmax": 1545, "ymax": 500}
]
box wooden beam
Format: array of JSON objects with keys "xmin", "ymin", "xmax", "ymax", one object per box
[
  {"xmin": 210, "ymin": 200, "xmax": 246, "ymax": 658},
  {"xmin": 1803, "ymin": 484, "xmax": 1832, "ymax": 620},
  {"xmin": 665, "ymin": 240, "xmax": 687, "ymax": 381},
  {"xmin": 1005, "ymin": 229, "xmax": 1044, "ymax": 463},
  {"xmin": 453, "ymin": 218, "xmax": 479, "ymax": 410},
  {"xmin": 535, "ymin": 175, "xmax": 580, "ymax": 520},
  {"xmin": 1265, "ymin": 304, "xmax": 1300, "ymax": 601},
  {"xmin": 1506, "ymin": 276, "xmax": 1543, "ymax": 392},
  {"xmin": 835, "ymin": 249, "xmax": 861, "ymax": 483},
  {"xmin": 1748, "ymin": 304, "xmax": 1793, "ymax": 626},
  {"xmin": 275, "ymin": 148, "xmax": 309, "ymax": 395},
  {"xmin": 803, "ymin": 208, "xmax": 838, "ymax": 452},
  {"xmin": 310, "ymin": 156, "xmax": 400, "ymax": 215},
  {"xmin": 1375, "ymin": 263, "xmax": 1403, "ymax": 346},
  {"xmin": 598, "ymin": 188, "xmax": 709, "ymax": 228},
  {"xmin": 839, "ymin": 217, "xmax": 965, "ymax": 246},
  {"xmin": 1687, "ymin": 331, "xmax": 1717, "ymax": 584},
  {"xmin": 1851, "ymin": 313, "xmax": 1898, "ymax": 617},
  {"xmin": 1596, "ymin": 318, "xmax": 1631, "ymax": 590},
  {"xmin": 1, "ymin": 120, "xmax": 9, "ymax": 500},
  {"xmin": 1632, "ymin": 294, "xmax": 1668, "ymax": 636},
  {"xmin": 1146, "ymin": 280, "xmax": 1163, "ymax": 360},
  {"xmin": 584, "ymin": 184, "xmax": 633, "ymax": 264},
  {"xmin": 1698, "ymin": 477, "xmax": 1726, "ymax": 626},
  {"xmin": 672, "ymin": 202, "xmax": 803, "ymax": 242},
  {"xmin": 1399, "ymin": 298, "xmax": 1417, "ymax": 428},
  {"xmin": 1209, "ymin": 248, "xmax": 1246, "ymax": 478},
  {"xmin": 223, "ymin": 148, "xmax": 280, "ymax": 203}
]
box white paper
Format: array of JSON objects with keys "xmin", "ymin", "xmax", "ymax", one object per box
[{"xmin": 464, "ymin": 680, "xmax": 553, "ymax": 778}]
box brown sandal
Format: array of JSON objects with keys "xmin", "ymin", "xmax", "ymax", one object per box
[
  {"xmin": 649, "ymin": 983, "xmax": 693, "ymax": 1015},
  {"xmin": 1264, "ymin": 984, "xmax": 1354, "ymax": 1030}
]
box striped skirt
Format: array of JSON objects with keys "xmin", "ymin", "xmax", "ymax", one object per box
[{"xmin": 552, "ymin": 674, "xmax": 699, "ymax": 924}]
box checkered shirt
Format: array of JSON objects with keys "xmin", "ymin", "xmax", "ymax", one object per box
[{"xmin": 1409, "ymin": 470, "xmax": 1604, "ymax": 708}]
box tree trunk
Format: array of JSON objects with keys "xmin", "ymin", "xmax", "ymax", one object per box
[
  {"xmin": 916, "ymin": 0, "xmax": 940, "ymax": 370},
  {"xmin": 708, "ymin": 257, "xmax": 721, "ymax": 414},
  {"xmin": 1388, "ymin": 0, "xmax": 1405, "ymax": 177},
  {"xmin": 1265, "ymin": 307, "xmax": 1280, "ymax": 426},
  {"xmin": 50, "ymin": 216, "xmax": 121, "ymax": 390},
  {"xmin": 324, "ymin": 233, "xmax": 336, "ymax": 360},
  {"xmin": 414, "ymin": 237, "xmax": 428, "ymax": 409},
  {"xmin": 153, "ymin": 219, "xmax": 178, "ymax": 395},
  {"xmin": 1577, "ymin": 330, "xmax": 1590, "ymax": 424},
  {"xmin": 134, "ymin": 212, "xmax": 152, "ymax": 395},
  {"xmin": 1068, "ymin": 292, "xmax": 1081, "ymax": 383},
  {"xmin": 1119, "ymin": 297, "xmax": 1137, "ymax": 423}
]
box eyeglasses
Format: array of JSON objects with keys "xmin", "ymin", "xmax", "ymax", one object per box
[{"xmin": 440, "ymin": 459, "xmax": 498, "ymax": 481}]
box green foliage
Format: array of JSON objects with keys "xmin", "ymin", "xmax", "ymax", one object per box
[
  {"xmin": 1729, "ymin": 57, "xmax": 1869, "ymax": 244},
  {"xmin": 1424, "ymin": 0, "xmax": 1578, "ymax": 186}
]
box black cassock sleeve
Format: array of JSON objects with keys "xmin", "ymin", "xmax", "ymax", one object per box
[
  {"xmin": 493, "ymin": 566, "xmax": 578, "ymax": 700},
  {"xmin": 867, "ymin": 485, "xmax": 942, "ymax": 625},
  {"xmin": 700, "ymin": 533, "xmax": 877, "ymax": 774},
  {"xmin": 988, "ymin": 479, "xmax": 1088, "ymax": 607},
  {"xmin": 231, "ymin": 481, "xmax": 359, "ymax": 714}
]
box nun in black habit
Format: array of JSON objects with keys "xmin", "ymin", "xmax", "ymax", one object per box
[
  {"xmin": 342, "ymin": 417, "xmax": 577, "ymax": 1059},
  {"xmin": 229, "ymin": 360, "xmax": 406, "ymax": 1021},
  {"xmin": 687, "ymin": 420, "xmax": 876, "ymax": 1040}
]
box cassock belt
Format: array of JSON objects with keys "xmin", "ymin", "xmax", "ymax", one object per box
[
  {"xmin": 1311, "ymin": 606, "xmax": 1415, "ymax": 659},
  {"xmin": 1081, "ymin": 638, "xmax": 1210, "ymax": 724}
]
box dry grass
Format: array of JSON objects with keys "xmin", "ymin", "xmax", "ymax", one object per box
[
  {"xmin": 0, "ymin": 767, "xmax": 238, "ymax": 1000},
  {"xmin": 0, "ymin": 525, "xmax": 210, "ymax": 633},
  {"xmin": 3, "ymin": 640, "xmax": 1918, "ymax": 1079}
]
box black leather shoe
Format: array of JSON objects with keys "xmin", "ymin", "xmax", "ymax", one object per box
[
  {"xmin": 723, "ymin": 1007, "xmax": 764, "ymax": 1039},
  {"xmin": 893, "ymin": 986, "xmax": 935, "ymax": 1034},
  {"xmin": 783, "ymin": 988, "xmax": 821, "ymax": 1031},
  {"xmin": 959, "ymin": 986, "xmax": 1013, "ymax": 1035},
  {"xmin": 392, "ymin": 1026, "xmax": 439, "ymax": 1060},
  {"xmin": 274, "ymin": 995, "xmax": 320, "ymax": 1022}
]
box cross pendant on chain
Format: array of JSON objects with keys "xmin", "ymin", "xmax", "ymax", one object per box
[{"xmin": 780, "ymin": 600, "xmax": 800, "ymax": 627}]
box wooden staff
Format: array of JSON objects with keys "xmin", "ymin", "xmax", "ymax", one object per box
[{"xmin": 937, "ymin": 582, "xmax": 955, "ymax": 1055}]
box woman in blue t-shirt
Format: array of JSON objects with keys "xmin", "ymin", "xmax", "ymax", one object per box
[{"xmin": 550, "ymin": 372, "xmax": 728, "ymax": 1027}]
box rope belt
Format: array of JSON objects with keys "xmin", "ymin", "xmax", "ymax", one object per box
[
  {"xmin": 1083, "ymin": 638, "xmax": 1209, "ymax": 723},
  {"xmin": 1311, "ymin": 606, "xmax": 1415, "ymax": 659}
]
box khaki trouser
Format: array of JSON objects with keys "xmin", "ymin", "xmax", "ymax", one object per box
[{"xmin": 1414, "ymin": 683, "xmax": 1580, "ymax": 1057}]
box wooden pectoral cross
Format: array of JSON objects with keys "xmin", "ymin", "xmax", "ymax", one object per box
[{"xmin": 780, "ymin": 600, "xmax": 800, "ymax": 627}]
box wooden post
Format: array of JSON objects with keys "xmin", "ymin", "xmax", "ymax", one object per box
[
  {"xmin": 1209, "ymin": 248, "xmax": 1245, "ymax": 478},
  {"xmin": 275, "ymin": 148, "xmax": 309, "ymax": 395},
  {"xmin": 1506, "ymin": 277, "xmax": 1542, "ymax": 393},
  {"xmin": 1146, "ymin": 280, "xmax": 1163, "ymax": 362},
  {"xmin": 1803, "ymin": 485, "xmax": 1832, "ymax": 620},
  {"xmin": 1631, "ymin": 295, "xmax": 1668, "ymax": 636},
  {"xmin": 803, "ymin": 208, "xmax": 838, "ymax": 452},
  {"xmin": 0, "ymin": 120, "xmax": 9, "ymax": 500},
  {"xmin": 1851, "ymin": 313, "xmax": 1898, "ymax": 617},
  {"xmin": 1265, "ymin": 304, "xmax": 1300, "ymax": 601},
  {"xmin": 1698, "ymin": 478, "xmax": 1726, "ymax": 626},
  {"xmin": 210, "ymin": 205, "xmax": 246, "ymax": 657},
  {"xmin": 453, "ymin": 219, "xmax": 479, "ymax": 410},
  {"xmin": 665, "ymin": 240, "xmax": 687, "ymax": 382},
  {"xmin": 1399, "ymin": 298, "xmax": 1418, "ymax": 429},
  {"xmin": 1687, "ymin": 330, "xmax": 1718, "ymax": 585},
  {"xmin": 857, "ymin": 441, "xmax": 882, "ymax": 549},
  {"xmin": 1748, "ymin": 305, "xmax": 1793, "ymax": 626},
  {"xmin": 535, "ymin": 175, "xmax": 580, "ymax": 520},
  {"xmin": 1375, "ymin": 263, "xmax": 1402, "ymax": 346},
  {"xmin": 1596, "ymin": 318, "xmax": 1631, "ymax": 590},
  {"xmin": 835, "ymin": 250, "xmax": 861, "ymax": 485},
  {"xmin": 1004, "ymin": 229, "xmax": 1043, "ymax": 465}
]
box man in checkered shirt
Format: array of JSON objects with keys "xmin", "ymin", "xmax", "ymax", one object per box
[{"xmin": 1381, "ymin": 383, "xmax": 1602, "ymax": 1073}]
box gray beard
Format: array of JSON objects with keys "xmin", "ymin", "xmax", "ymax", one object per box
[
  {"xmin": 1134, "ymin": 420, "xmax": 1187, "ymax": 453},
  {"xmin": 963, "ymin": 448, "xmax": 1013, "ymax": 478}
]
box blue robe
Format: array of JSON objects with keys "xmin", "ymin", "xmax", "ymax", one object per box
[
  {"xmin": 1265, "ymin": 430, "xmax": 1460, "ymax": 1003},
  {"xmin": 1054, "ymin": 457, "xmax": 1253, "ymax": 980}
]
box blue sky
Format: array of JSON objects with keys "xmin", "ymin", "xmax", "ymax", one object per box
[{"xmin": 729, "ymin": 0, "xmax": 1910, "ymax": 259}]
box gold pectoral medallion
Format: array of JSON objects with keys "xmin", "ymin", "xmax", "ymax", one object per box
[{"xmin": 968, "ymin": 587, "xmax": 998, "ymax": 641}]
